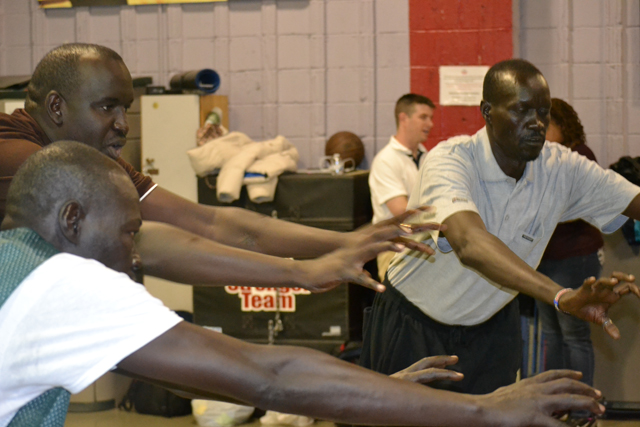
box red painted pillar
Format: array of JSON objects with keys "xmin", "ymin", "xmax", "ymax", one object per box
[{"xmin": 409, "ymin": 0, "xmax": 513, "ymax": 149}]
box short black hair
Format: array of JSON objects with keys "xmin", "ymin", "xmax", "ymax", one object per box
[
  {"xmin": 395, "ymin": 93, "xmax": 436, "ymax": 128},
  {"xmin": 482, "ymin": 59, "xmax": 544, "ymax": 105},
  {"xmin": 25, "ymin": 43, "xmax": 124, "ymax": 112},
  {"xmin": 5, "ymin": 141, "xmax": 128, "ymax": 229}
]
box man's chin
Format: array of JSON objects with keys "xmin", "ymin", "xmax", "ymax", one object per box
[
  {"xmin": 522, "ymin": 148, "xmax": 543, "ymax": 162},
  {"xmin": 104, "ymin": 145, "xmax": 124, "ymax": 160}
]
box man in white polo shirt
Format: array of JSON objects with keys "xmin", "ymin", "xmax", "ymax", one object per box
[
  {"xmin": 360, "ymin": 58, "xmax": 640, "ymax": 395},
  {"xmin": 369, "ymin": 94, "xmax": 435, "ymax": 279}
]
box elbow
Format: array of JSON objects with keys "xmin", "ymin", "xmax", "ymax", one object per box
[
  {"xmin": 455, "ymin": 248, "xmax": 475, "ymax": 268},
  {"xmin": 250, "ymin": 378, "xmax": 291, "ymax": 413},
  {"xmin": 450, "ymin": 239, "xmax": 480, "ymax": 270}
]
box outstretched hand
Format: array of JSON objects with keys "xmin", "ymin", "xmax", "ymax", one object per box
[
  {"xmin": 390, "ymin": 355, "xmax": 463, "ymax": 384},
  {"xmin": 300, "ymin": 207, "xmax": 445, "ymax": 293},
  {"xmin": 300, "ymin": 220, "xmax": 413, "ymax": 293},
  {"xmin": 558, "ymin": 271, "xmax": 640, "ymax": 339},
  {"xmin": 346, "ymin": 206, "xmax": 445, "ymax": 256},
  {"xmin": 478, "ymin": 370, "xmax": 604, "ymax": 427}
]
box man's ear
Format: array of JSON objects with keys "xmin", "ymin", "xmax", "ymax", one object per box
[
  {"xmin": 397, "ymin": 111, "xmax": 408, "ymax": 128},
  {"xmin": 58, "ymin": 201, "xmax": 84, "ymax": 245},
  {"xmin": 480, "ymin": 100, "xmax": 492, "ymax": 125},
  {"xmin": 45, "ymin": 91, "xmax": 65, "ymax": 126}
]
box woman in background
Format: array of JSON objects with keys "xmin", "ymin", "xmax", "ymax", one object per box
[{"xmin": 536, "ymin": 98, "xmax": 604, "ymax": 386}]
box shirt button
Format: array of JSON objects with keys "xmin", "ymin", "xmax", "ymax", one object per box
[{"xmin": 505, "ymin": 215, "xmax": 510, "ymax": 221}]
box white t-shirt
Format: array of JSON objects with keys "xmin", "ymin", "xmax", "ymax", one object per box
[
  {"xmin": 388, "ymin": 127, "xmax": 640, "ymax": 325},
  {"xmin": 0, "ymin": 253, "xmax": 183, "ymax": 427},
  {"xmin": 369, "ymin": 137, "xmax": 427, "ymax": 224}
]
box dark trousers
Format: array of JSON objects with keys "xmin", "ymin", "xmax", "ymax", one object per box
[{"xmin": 359, "ymin": 282, "xmax": 522, "ymax": 395}]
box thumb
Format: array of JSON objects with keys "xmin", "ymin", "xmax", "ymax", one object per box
[{"xmin": 602, "ymin": 317, "xmax": 620, "ymax": 340}]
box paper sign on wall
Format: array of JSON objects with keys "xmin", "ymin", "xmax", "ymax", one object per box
[{"xmin": 439, "ymin": 66, "xmax": 489, "ymax": 106}]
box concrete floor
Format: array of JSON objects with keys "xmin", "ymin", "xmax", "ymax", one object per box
[
  {"xmin": 64, "ymin": 410, "xmax": 336, "ymax": 427},
  {"xmin": 64, "ymin": 409, "xmax": 640, "ymax": 427}
]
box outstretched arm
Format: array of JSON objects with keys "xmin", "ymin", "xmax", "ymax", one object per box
[
  {"xmin": 116, "ymin": 322, "xmax": 603, "ymax": 427},
  {"xmin": 140, "ymin": 187, "xmax": 436, "ymax": 259},
  {"xmin": 161, "ymin": 355, "xmax": 464, "ymax": 402},
  {"xmin": 136, "ymin": 220, "xmax": 409, "ymax": 293},
  {"xmin": 443, "ymin": 211, "xmax": 639, "ymax": 338}
]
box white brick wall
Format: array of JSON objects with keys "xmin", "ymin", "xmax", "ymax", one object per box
[
  {"xmin": 0, "ymin": 0, "xmax": 410, "ymax": 168},
  {"xmin": 519, "ymin": 0, "xmax": 638, "ymax": 168}
]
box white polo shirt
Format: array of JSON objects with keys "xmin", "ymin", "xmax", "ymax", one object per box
[
  {"xmin": 369, "ymin": 137, "xmax": 427, "ymax": 224},
  {"xmin": 387, "ymin": 127, "xmax": 640, "ymax": 326}
]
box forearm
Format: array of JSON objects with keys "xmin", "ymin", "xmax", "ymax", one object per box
[
  {"xmin": 449, "ymin": 226, "xmax": 562, "ymax": 305},
  {"xmin": 140, "ymin": 186, "xmax": 350, "ymax": 258},
  {"xmin": 253, "ymin": 345, "xmax": 485, "ymax": 426},
  {"xmin": 119, "ymin": 324, "xmax": 485, "ymax": 427},
  {"xmin": 136, "ymin": 221, "xmax": 312, "ymax": 288},
  {"xmin": 210, "ymin": 207, "xmax": 349, "ymax": 258}
]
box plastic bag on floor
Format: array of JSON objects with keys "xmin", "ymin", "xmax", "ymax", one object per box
[
  {"xmin": 191, "ymin": 400, "xmax": 254, "ymax": 427},
  {"xmin": 260, "ymin": 410, "xmax": 314, "ymax": 426}
]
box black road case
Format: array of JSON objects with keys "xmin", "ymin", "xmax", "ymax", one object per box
[{"xmin": 193, "ymin": 171, "xmax": 374, "ymax": 352}]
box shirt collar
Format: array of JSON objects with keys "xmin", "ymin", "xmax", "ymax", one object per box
[
  {"xmin": 475, "ymin": 127, "xmax": 535, "ymax": 184},
  {"xmin": 389, "ymin": 136, "xmax": 427, "ymax": 155}
]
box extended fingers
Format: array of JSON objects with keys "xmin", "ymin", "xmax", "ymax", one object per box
[
  {"xmin": 536, "ymin": 378, "xmax": 601, "ymax": 399},
  {"xmin": 542, "ymin": 395, "xmax": 605, "ymax": 418},
  {"xmin": 589, "ymin": 277, "xmax": 622, "ymax": 301},
  {"xmin": 611, "ymin": 271, "xmax": 635, "ymax": 283},
  {"xmin": 402, "ymin": 355, "xmax": 459, "ymax": 372},
  {"xmin": 612, "ymin": 282, "xmax": 640, "ymax": 297},
  {"xmin": 405, "ymin": 222, "xmax": 447, "ymax": 233},
  {"xmin": 379, "ymin": 209, "xmax": 422, "ymax": 226},
  {"xmin": 524, "ymin": 370, "xmax": 583, "ymax": 384},
  {"xmin": 366, "ymin": 224, "xmax": 409, "ymax": 243},
  {"xmin": 351, "ymin": 272, "xmax": 386, "ymax": 293},
  {"xmin": 396, "ymin": 237, "xmax": 436, "ymax": 255},
  {"xmin": 590, "ymin": 272, "xmax": 635, "ymax": 292},
  {"xmin": 397, "ymin": 368, "xmax": 464, "ymax": 384}
]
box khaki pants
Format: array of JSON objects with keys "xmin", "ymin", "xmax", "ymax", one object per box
[{"xmin": 376, "ymin": 251, "xmax": 397, "ymax": 282}]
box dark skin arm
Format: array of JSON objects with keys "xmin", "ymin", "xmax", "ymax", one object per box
[
  {"xmin": 443, "ymin": 210, "xmax": 640, "ymax": 339},
  {"xmin": 152, "ymin": 355, "xmax": 465, "ymax": 402},
  {"xmin": 140, "ymin": 186, "xmax": 435, "ymax": 259},
  {"xmin": 136, "ymin": 217, "xmax": 423, "ymax": 293},
  {"xmin": 116, "ymin": 321, "xmax": 604, "ymax": 427},
  {"xmin": 136, "ymin": 190, "xmax": 442, "ymax": 292}
]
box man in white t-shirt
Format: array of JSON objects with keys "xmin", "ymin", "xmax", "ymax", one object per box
[
  {"xmin": 369, "ymin": 94, "xmax": 435, "ymax": 279},
  {"xmin": 0, "ymin": 141, "xmax": 607, "ymax": 427},
  {"xmin": 360, "ymin": 58, "xmax": 640, "ymax": 395}
]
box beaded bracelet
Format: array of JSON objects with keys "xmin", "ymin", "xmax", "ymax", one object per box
[{"xmin": 553, "ymin": 288, "xmax": 572, "ymax": 314}]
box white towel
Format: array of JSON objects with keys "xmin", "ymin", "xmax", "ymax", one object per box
[{"xmin": 215, "ymin": 135, "xmax": 298, "ymax": 203}]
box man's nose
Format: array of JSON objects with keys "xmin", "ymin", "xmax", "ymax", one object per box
[
  {"xmin": 114, "ymin": 109, "xmax": 129, "ymax": 135},
  {"xmin": 528, "ymin": 113, "xmax": 545, "ymax": 130}
]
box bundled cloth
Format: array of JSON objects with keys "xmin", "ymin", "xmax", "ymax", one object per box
[
  {"xmin": 260, "ymin": 410, "xmax": 314, "ymax": 426},
  {"xmin": 187, "ymin": 132, "xmax": 299, "ymax": 203}
]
